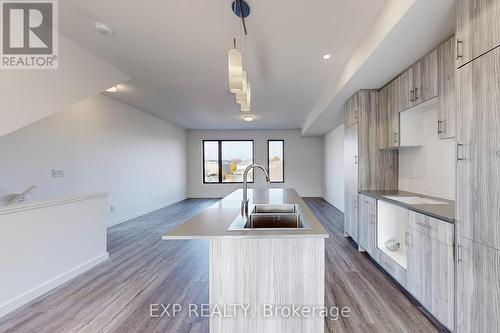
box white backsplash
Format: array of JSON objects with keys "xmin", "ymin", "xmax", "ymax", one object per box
[{"xmin": 398, "ymin": 106, "xmax": 456, "ymax": 200}]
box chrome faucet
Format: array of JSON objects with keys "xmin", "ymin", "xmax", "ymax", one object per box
[{"xmin": 241, "ymin": 164, "xmax": 270, "ymax": 216}]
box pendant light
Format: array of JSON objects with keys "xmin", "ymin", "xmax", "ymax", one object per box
[
  {"xmin": 236, "ymin": 71, "xmax": 248, "ymax": 104},
  {"xmin": 229, "ymin": 0, "xmax": 253, "ymax": 115},
  {"xmin": 228, "ymin": 44, "xmax": 243, "ymax": 93},
  {"xmin": 240, "ymin": 82, "xmax": 251, "ymax": 111}
]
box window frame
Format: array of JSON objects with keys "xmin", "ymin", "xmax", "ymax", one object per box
[
  {"xmin": 202, "ymin": 140, "xmax": 255, "ymax": 184},
  {"xmin": 267, "ymin": 140, "xmax": 285, "ymax": 183}
]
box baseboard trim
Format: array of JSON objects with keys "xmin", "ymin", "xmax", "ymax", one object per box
[
  {"xmin": 107, "ymin": 197, "xmax": 186, "ymax": 227},
  {"xmin": 322, "ymin": 196, "xmax": 344, "ymax": 213},
  {"xmin": 0, "ymin": 252, "xmax": 109, "ymax": 318}
]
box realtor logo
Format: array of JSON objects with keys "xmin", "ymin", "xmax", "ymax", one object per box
[{"xmin": 1, "ymin": 0, "xmax": 58, "ymax": 69}]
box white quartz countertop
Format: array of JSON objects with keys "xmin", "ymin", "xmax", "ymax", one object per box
[{"xmin": 162, "ymin": 188, "xmax": 329, "ymax": 240}]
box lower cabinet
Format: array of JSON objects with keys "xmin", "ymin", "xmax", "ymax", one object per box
[
  {"xmin": 456, "ymin": 236, "xmax": 500, "ymax": 333},
  {"xmin": 344, "ymin": 194, "xmax": 359, "ymax": 242},
  {"xmin": 357, "ymin": 197, "xmax": 455, "ymax": 330},
  {"xmin": 406, "ymin": 211, "xmax": 454, "ymax": 330},
  {"xmin": 358, "ymin": 194, "xmax": 377, "ymax": 255},
  {"xmin": 378, "ymin": 249, "xmax": 408, "ymax": 288}
]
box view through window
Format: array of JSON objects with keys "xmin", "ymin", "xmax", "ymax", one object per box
[
  {"xmin": 268, "ymin": 140, "xmax": 284, "ymax": 183},
  {"xmin": 203, "ymin": 140, "xmax": 254, "ymax": 183}
]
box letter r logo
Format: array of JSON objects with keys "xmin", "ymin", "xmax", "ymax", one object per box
[{"xmin": 2, "ymin": 2, "xmax": 53, "ymax": 54}]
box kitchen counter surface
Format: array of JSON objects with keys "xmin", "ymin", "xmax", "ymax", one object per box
[
  {"xmin": 162, "ymin": 188, "xmax": 329, "ymax": 240},
  {"xmin": 359, "ymin": 190, "xmax": 455, "ymax": 223}
]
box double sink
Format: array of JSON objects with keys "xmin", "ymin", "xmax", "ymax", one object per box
[{"xmin": 228, "ymin": 204, "xmax": 311, "ymax": 231}]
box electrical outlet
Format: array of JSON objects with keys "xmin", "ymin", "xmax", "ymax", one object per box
[{"xmin": 51, "ymin": 169, "xmax": 64, "ymax": 177}]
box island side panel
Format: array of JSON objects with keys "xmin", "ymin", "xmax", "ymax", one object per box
[{"xmin": 209, "ymin": 238, "xmax": 325, "ymax": 333}]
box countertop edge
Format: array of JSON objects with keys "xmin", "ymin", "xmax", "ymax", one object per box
[
  {"xmin": 162, "ymin": 234, "xmax": 329, "ymax": 240},
  {"xmin": 359, "ymin": 190, "xmax": 455, "ymax": 224},
  {"xmin": 162, "ymin": 188, "xmax": 330, "ymax": 240}
]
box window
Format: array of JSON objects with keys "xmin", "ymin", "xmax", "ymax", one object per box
[
  {"xmin": 203, "ymin": 140, "xmax": 254, "ymax": 183},
  {"xmin": 268, "ymin": 140, "xmax": 284, "ymax": 183}
]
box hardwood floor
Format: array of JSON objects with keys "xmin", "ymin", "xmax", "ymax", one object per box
[{"xmin": 0, "ymin": 198, "xmax": 442, "ymax": 333}]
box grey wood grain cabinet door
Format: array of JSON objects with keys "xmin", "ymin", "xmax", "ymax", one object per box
[
  {"xmin": 456, "ymin": 0, "xmax": 500, "ymax": 68},
  {"xmin": 345, "ymin": 93, "xmax": 359, "ymax": 127},
  {"xmin": 456, "ymin": 47, "xmax": 500, "ymax": 250},
  {"xmin": 418, "ymin": 49, "xmax": 439, "ymax": 103},
  {"xmin": 358, "ymin": 194, "xmax": 376, "ymax": 255},
  {"xmin": 377, "ymin": 85, "xmax": 391, "ymax": 149},
  {"xmin": 345, "ymin": 194, "xmax": 359, "ymax": 242},
  {"xmin": 399, "ymin": 68, "xmax": 413, "ymax": 111},
  {"xmin": 344, "ymin": 122, "xmax": 359, "ymax": 241},
  {"xmin": 456, "ymin": 236, "xmax": 500, "ymax": 333},
  {"xmin": 388, "ymin": 79, "xmax": 400, "ymax": 148},
  {"xmin": 438, "ymin": 36, "xmax": 457, "ymax": 139},
  {"xmin": 344, "ymin": 124, "xmax": 359, "ymax": 197},
  {"xmin": 407, "ymin": 211, "xmax": 455, "ymax": 330}
]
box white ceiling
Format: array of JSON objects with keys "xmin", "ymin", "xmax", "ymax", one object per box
[
  {"xmin": 302, "ymin": 0, "xmax": 456, "ymax": 135},
  {"xmin": 58, "ymin": 0, "xmax": 388, "ymax": 130}
]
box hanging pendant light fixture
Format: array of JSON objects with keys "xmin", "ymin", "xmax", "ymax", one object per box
[
  {"xmin": 240, "ymin": 82, "xmax": 251, "ymax": 111},
  {"xmin": 228, "ymin": 44, "xmax": 243, "ymax": 93},
  {"xmin": 236, "ymin": 71, "xmax": 248, "ymax": 103},
  {"xmin": 228, "ymin": 0, "xmax": 253, "ymax": 116}
]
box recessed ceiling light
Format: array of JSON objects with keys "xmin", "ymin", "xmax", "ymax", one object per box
[
  {"xmin": 105, "ymin": 86, "xmax": 117, "ymax": 93},
  {"xmin": 95, "ymin": 22, "xmax": 114, "ymax": 35},
  {"xmin": 243, "ymin": 115, "xmax": 254, "ymax": 122},
  {"xmin": 323, "ymin": 54, "xmax": 331, "ymax": 60}
]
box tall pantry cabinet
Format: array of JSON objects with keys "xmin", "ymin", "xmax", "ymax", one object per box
[
  {"xmin": 455, "ymin": 0, "xmax": 500, "ymax": 331},
  {"xmin": 344, "ymin": 90, "xmax": 398, "ymax": 245}
]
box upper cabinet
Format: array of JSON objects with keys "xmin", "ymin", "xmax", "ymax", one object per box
[
  {"xmin": 417, "ymin": 49, "xmax": 439, "ymax": 103},
  {"xmin": 378, "ymin": 36, "xmax": 455, "ymax": 146},
  {"xmin": 398, "ymin": 68, "xmax": 413, "ymax": 111},
  {"xmin": 438, "ymin": 36, "xmax": 457, "ymax": 139},
  {"xmin": 345, "ymin": 93, "xmax": 359, "ymax": 127},
  {"xmin": 399, "ymin": 50, "xmax": 439, "ymax": 112},
  {"xmin": 456, "ymin": 0, "xmax": 500, "ymax": 68},
  {"xmin": 377, "ymin": 85, "xmax": 391, "ymax": 149},
  {"xmin": 388, "ymin": 79, "xmax": 400, "ymax": 148}
]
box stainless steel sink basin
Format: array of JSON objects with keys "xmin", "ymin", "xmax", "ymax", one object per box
[
  {"xmin": 248, "ymin": 213, "xmax": 302, "ymax": 228},
  {"xmin": 228, "ymin": 204, "xmax": 311, "ymax": 230},
  {"xmin": 252, "ymin": 204, "xmax": 296, "ymax": 214}
]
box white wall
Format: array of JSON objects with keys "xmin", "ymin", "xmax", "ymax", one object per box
[
  {"xmin": 0, "ymin": 95, "xmax": 187, "ymax": 225},
  {"xmin": 0, "ymin": 34, "xmax": 129, "ymax": 137},
  {"xmin": 187, "ymin": 130, "xmax": 323, "ymax": 198},
  {"xmin": 323, "ymin": 125, "xmax": 345, "ymax": 212},
  {"xmin": 399, "ymin": 107, "xmax": 455, "ymax": 200},
  {"xmin": 0, "ymin": 194, "xmax": 108, "ymax": 317}
]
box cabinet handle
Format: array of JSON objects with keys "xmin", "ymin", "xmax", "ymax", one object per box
[
  {"xmin": 414, "ymin": 88, "xmax": 419, "ymax": 101},
  {"xmin": 457, "ymin": 143, "xmax": 466, "ymax": 162},
  {"xmin": 410, "ymin": 89, "xmax": 415, "ymax": 102},
  {"xmin": 415, "ymin": 221, "xmax": 431, "ymax": 229},
  {"xmin": 354, "ymin": 155, "xmax": 359, "ymax": 164},
  {"xmin": 456, "ymin": 40, "xmax": 463, "ymax": 59},
  {"xmin": 437, "ymin": 120, "xmax": 443, "ymax": 134},
  {"xmin": 457, "ymin": 245, "xmax": 462, "ymax": 263},
  {"xmin": 393, "ymin": 132, "xmax": 398, "ymax": 143}
]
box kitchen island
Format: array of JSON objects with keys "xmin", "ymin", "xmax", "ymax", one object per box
[{"xmin": 163, "ymin": 188, "xmax": 328, "ymax": 333}]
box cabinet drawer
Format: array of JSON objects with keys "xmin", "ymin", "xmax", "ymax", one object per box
[
  {"xmin": 380, "ymin": 250, "xmax": 407, "ymax": 288},
  {"xmin": 407, "ymin": 210, "xmax": 454, "ymax": 246}
]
